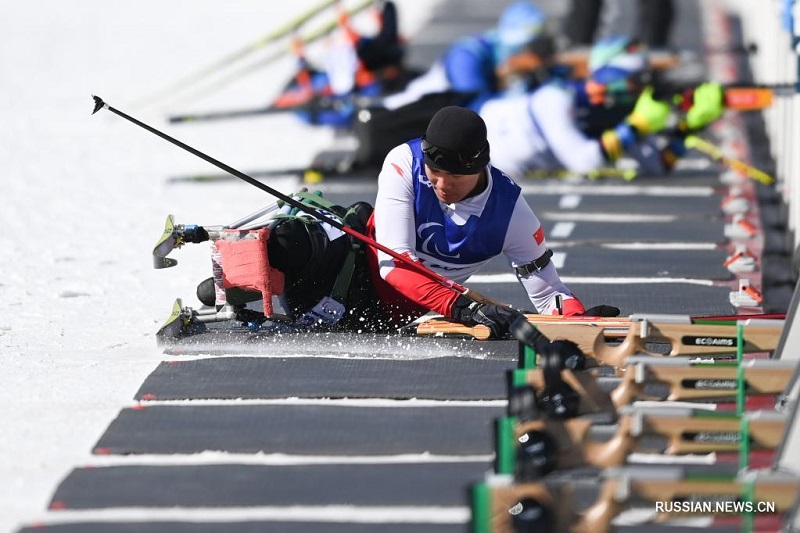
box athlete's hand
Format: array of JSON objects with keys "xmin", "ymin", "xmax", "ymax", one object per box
[
  {"xmin": 684, "ymin": 82, "xmax": 724, "ymax": 132},
  {"xmin": 451, "ymin": 296, "xmax": 523, "ymax": 339},
  {"xmin": 627, "ymin": 86, "xmax": 671, "ymax": 134}
]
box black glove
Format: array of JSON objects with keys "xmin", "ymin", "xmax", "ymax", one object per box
[
  {"xmin": 579, "ymin": 305, "xmax": 621, "ymax": 317},
  {"xmin": 451, "ymin": 295, "xmax": 523, "ymax": 339}
]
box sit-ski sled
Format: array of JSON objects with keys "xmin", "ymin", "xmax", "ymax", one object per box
[
  {"xmin": 150, "ymin": 195, "xmax": 785, "ymax": 364},
  {"xmin": 153, "ymin": 192, "xmax": 355, "ymax": 341}
]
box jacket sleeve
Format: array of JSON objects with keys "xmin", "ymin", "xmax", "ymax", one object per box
[
  {"xmin": 529, "ymin": 84, "xmax": 607, "ymax": 173},
  {"xmin": 503, "ymin": 194, "xmax": 581, "ymax": 314}
]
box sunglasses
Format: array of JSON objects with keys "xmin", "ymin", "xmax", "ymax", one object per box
[{"xmin": 421, "ymin": 135, "xmax": 488, "ymax": 172}]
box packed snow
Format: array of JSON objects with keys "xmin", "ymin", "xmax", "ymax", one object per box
[{"xmin": 0, "ymin": 1, "xmax": 437, "ymax": 530}]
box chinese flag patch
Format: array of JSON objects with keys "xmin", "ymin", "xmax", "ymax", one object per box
[{"xmin": 533, "ymin": 226, "xmax": 545, "ymax": 245}]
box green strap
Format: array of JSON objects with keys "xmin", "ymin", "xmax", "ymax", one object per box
[
  {"xmin": 471, "ymin": 482, "xmax": 491, "ymax": 533},
  {"xmin": 330, "ymin": 247, "xmax": 357, "ymax": 303},
  {"xmin": 519, "ymin": 343, "xmax": 537, "ymax": 369},
  {"xmin": 741, "ymin": 478, "xmax": 755, "ymax": 533},
  {"xmin": 512, "ymin": 369, "xmax": 529, "ymax": 388},
  {"xmin": 496, "ymin": 416, "xmax": 518, "ymax": 475},
  {"xmin": 737, "ymin": 322, "xmax": 745, "ymax": 416},
  {"xmin": 738, "ymin": 415, "xmax": 750, "ymax": 472}
]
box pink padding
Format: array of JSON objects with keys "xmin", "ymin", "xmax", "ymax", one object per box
[{"xmin": 215, "ymin": 228, "xmax": 285, "ymax": 317}]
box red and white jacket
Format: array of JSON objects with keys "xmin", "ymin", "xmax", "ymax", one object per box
[{"xmin": 365, "ymin": 140, "xmax": 581, "ymax": 320}]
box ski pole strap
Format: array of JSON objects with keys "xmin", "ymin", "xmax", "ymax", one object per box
[{"xmin": 515, "ymin": 249, "xmax": 554, "ymax": 277}]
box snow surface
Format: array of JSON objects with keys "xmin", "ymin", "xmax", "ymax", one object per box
[{"xmin": 0, "ymin": 1, "xmax": 438, "ymax": 530}]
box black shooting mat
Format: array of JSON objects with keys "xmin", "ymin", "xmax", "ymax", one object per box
[
  {"xmin": 312, "ymin": 185, "xmax": 722, "ymax": 219},
  {"xmin": 48, "ymin": 462, "xmax": 489, "ymax": 509},
  {"xmin": 135, "ymin": 356, "xmax": 515, "ymax": 401},
  {"xmin": 538, "ymin": 218, "xmax": 726, "ymax": 244},
  {"xmin": 92, "ymin": 404, "xmax": 503, "ymax": 455},
  {"xmin": 524, "ymin": 192, "xmax": 722, "ymax": 217},
  {"xmin": 18, "ymin": 522, "xmax": 467, "ymax": 533},
  {"xmin": 161, "ymin": 328, "xmax": 519, "ymax": 358},
  {"xmin": 480, "ymin": 247, "xmax": 732, "ymax": 280},
  {"xmin": 466, "ymin": 282, "xmax": 736, "ymax": 316}
]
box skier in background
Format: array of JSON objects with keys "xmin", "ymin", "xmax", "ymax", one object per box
[{"xmin": 478, "ymin": 36, "xmax": 725, "ymax": 178}]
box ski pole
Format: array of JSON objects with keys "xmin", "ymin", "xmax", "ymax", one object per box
[
  {"xmin": 170, "ymin": 0, "xmax": 374, "ymax": 107},
  {"xmin": 684, "ymin": 135, "xmax": 774, "ymax": 185},
  {"xmin": 131, "ymin": 0, "xmax": 339, "ymax": 109},
  {"xmin": 91, "ymin": 95, "xmax": 513, "ymax": 313}
]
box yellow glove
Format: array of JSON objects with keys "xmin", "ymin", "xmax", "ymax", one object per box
[
  {"xmin": 600, "ymin": 86, "xmax": 671, "ymax": 161},
  {"xmin": 627, "ymin": 86, "xmax": 671, "ymax": 135},
  {"xmin": 683, "ymin": 82, "xmax": 725, "ymax": 132}
]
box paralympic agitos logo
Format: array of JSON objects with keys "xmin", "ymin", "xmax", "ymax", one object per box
[{"xmin": 417, "ymin": 222, "xmax": 460, "ymax": 259}]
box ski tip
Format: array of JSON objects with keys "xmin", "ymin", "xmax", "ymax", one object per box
[{"xmin": 91, "ymin": 95, "xmax": 106, "ymax": 115}]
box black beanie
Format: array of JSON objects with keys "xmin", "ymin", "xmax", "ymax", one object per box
[{"xmin": 423, "ymin": 106, "xmax": 490, "ymax": 174}]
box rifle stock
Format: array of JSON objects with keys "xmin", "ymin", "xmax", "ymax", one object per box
[
  {"xmin": 511, "ymin": 408, "xmax": 785, "ymax": 471},
  {"xmin": 556, "ymin": 49, "xmax": 681, "ymax": 78},
  {"xmin": 479, "ymin": 470, "xmax": 800, "ymax": 532},
  {"xmin": 513, "ymin": 359, "xmax": 795, "ymax": 419},
  {"xmin": 416, "ymin": 316, "xmax": 783, "ymax": 363},
  {"xmin": 610, "ymin": 358, "xmax": 796, "ymax": 406},
  {"xmin": 535, "ymin": 320, "xmax": 782, "ymax": 366}
]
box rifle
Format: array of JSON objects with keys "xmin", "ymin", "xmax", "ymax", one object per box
[
  {"xmin": 413, "ymin": 315, "xmax": 784, "ymax": 366},
  {"xmin": 557, "ymin": 48, "xmax": 682, "ymax": 79},
  {"xmin": 665, "ymin": 82, "xmax": 796, "ymax": 112},
  {"xmin": 509, "ymin": 357, "xmax": 796, "ymax": 411},
  {"xmin": 166, "ymin": 90, "xmax": 357, "ymax": 124},
  {"xmin": 472, "ymin": 467, "xmax": 800, "ymax": 533},
  {"xmin": 498, "ymin": 407, "xmax": 786, "ymax": 480}
]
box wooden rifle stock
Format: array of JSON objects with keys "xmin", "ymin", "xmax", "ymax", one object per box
[
  {"xmin": 480, "ymin": 470, "xmax": 800, "ymax": 532},
  {"xmin": 517, "ymin": 359, "xmax": 795, "ymax": 411},
  {"xmin": 610, "ymin": 358, "xmax": 796, "ymax": 407},
  {"xmin": 511, "ymin": 408, "xmax": 785, "ymax": 470},
  {"xmin": 416, "ymin": 316, "xmax": 783, "ymax": 365}
]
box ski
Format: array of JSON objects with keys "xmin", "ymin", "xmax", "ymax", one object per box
[
  {"xmin": 168, "ymin": 104, "xmax": 297, "ymax": 124},
  {"xmin": 167, "ymin": 149, "xmax": 362, "ymax": 184},
  {"xmin": 156, "ymin": 298, "xmax": 207, "ymax": 339},
  {"xmin": 173, "ymin": 0, "xmax": 375, "ymax": 104},
  {"xmin": 167, "ymin": 167, "xmax": 307, "ymax": 184},
  {"xmin": 152, "ymin": 215, "xmax": 180, "ymax": 269}
]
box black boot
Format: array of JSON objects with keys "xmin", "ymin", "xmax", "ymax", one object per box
[{"xmin": 196, "ymin": 276, "xmax": 216, "ymax": 306}]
